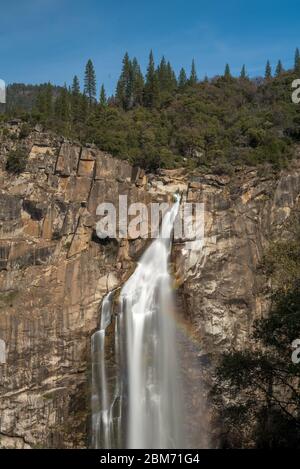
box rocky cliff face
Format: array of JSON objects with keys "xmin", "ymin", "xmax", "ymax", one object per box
[{"xmin": 0, "ymin": 120, "xmax": 300, "ymax": 448}]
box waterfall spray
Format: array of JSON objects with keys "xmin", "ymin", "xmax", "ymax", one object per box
[
  {"xmin": 92, "ymin": 195, "xmax": 184, "ymax": 448},
  {"xmin": 120, "ymin": 194, "xmax": 183, "ymax": 448}
]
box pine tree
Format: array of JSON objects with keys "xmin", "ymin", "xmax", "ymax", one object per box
[
  {"xmin": 36, "ymin": 88, "xmax": 46, "ymax": 116},
  {"xmin": 156, "ymin": 57, "xmax": 177, "ymax": 94},
  {"xmin": 143, "ymin": 50, "xmax": 160, "ymax": 108},
  {"xmin": 55, "ymin": 84, "xmax": 70, "ymax": 122},
  {"xmin": 99, "ymin": 84, "xmax": 107, "ymax": 107},
  {"xmin": 131, "ymin": 57, "xmax": 144, "ymax": 106},
  {"xmin": 224, "ymin": 63, "xmax": 231, "ymax": 80},
  {"xmin": 71, "ymin": 75, "xmax": 80, "ymax": 95},
  {"xmin": 157, "ymin": 56, "xmax": 168, "ymax": 91},
  {"xmin": 275, "ymin": 60, "xmax": 284, "ymax": 77},
  {"xmin": 167, "ymin": 61, "xmax": 177, "ymax": 91},
  {"xmin": 240, "ymin": 64, "xmax": 247, "ymax": 79},
  {"xmin": 189, "ymin": 59, "xmax": 198, "ymax": 85},
  {"xmin": 70, "ymin": 75, "xmax": 80, "ymax": 119},
  {"xmin": 156, "ymin": 58, "xmax": 177, "ymax": 103},
  {"xmin": 116, "ymin": 52, "xmax": 133, "ymax": 110},
  {"xmin": 295, "ymin": 48, "xmax": 300, "ymax": 72},
  {"xmin": 84, "ymin": 59, "xmax": 97, "ymax": 105},
  {"xmin": 45, "ymin": 83, "xmax": 53, "ymax": 117},
  {"xmin": 78, "ymin": 94, "xmax": 89, "ymax": 124},
  {"xmin": 265, "ymin": 60, "xmax": 272, "ymax": 80},
  {"xmin": 178, "ymin": 68, "xmax": 188, "ymax": 89},
  {"xmin": 36, "ymin": 83, "xmax": 53, "ymax": 120}
]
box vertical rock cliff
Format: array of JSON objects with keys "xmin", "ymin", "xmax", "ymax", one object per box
[{"xmin": 0, "ymin": 121, "xmax": 300, "ymax": 448}]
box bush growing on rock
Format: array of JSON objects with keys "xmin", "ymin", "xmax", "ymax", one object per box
[
  {"xmin": 19, "ymin": 122, "xmax": 31, "ymax": 139},
  {"xmin": 6, "ymin": 147, "xmax": 28, "ymax": 173}
]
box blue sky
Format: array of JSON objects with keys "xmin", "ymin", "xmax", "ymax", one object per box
[{"xmin": 1, "ymin": 0, "xmax": 299, "ymax": 95}]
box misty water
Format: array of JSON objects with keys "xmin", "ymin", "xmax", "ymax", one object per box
[
  {"xmin": 91, "ymin": 196, "xmax": 190, "ymax": 449},
  {"xmin": 91, "ymin": 291, "xmax": 122, "ymax": 449}
]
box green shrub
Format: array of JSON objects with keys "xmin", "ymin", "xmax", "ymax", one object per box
[
  {"xmin": 6, "ymin": 148, "xmax": 28, "ymax": 173},
  {"xmin": 19, "ymin": 123, "xmax": 31, "ymax": 139}
]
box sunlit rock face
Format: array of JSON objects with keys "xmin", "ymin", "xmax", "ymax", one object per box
[
  {"xmin": 0, "ymin": 122, "xmax": 172, "ymax": 448},
  {"xmin": 0, "ymin": 120, "xmax": 300, "ymax": 448},
  {"xmin": 175, "ymin": 166, "xmax": 300, "ymax": 355}
]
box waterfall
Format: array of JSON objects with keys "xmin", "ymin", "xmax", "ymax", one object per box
[
  {"xmin": 91, "ymin": 291, "xmax": 122, "ymax": 449},
  {"xmin": 92, "ymin": 195, "xmax": 184, "ymax": 449}
]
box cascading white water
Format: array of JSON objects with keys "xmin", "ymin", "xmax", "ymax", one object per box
[
  {"xmin": 92, "ymin": 195, "xmax": 184, "ymax": 449},
  {"xmin": 91, "ymin": 291, "xmax": 122, "ymax": 449},
  {"xmin": 120, "ymin": 194, "xmax": 183, "ymax": 449}
]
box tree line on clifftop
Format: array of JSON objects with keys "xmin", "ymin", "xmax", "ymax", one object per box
[{"xmin": 3, "ymin": 48, "xmax": 300, "ymax": 172}]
